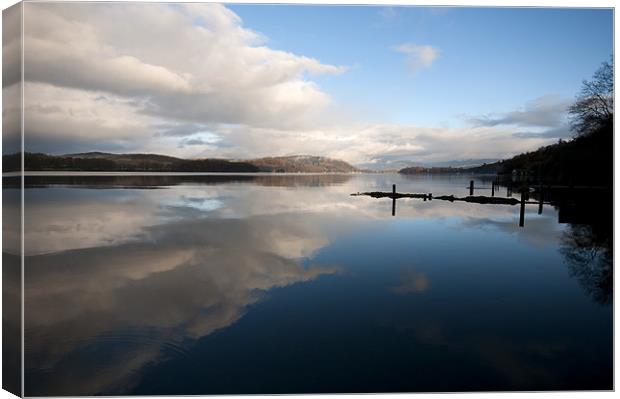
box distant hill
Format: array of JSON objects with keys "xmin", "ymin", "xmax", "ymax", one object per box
[
  {"xmin": 422, "ymin": 158, "xmax": 500, "ymax": 168},
  {"xmin": 3, "ymin": 152, "xmax": 358, "ymax": 173},
  {"xmin": 64, "ymin": 151, "xmax": 183, "ymax": 164},
  {"xmin": 463, "ymin": 162, "xmax": 502, "ymax": 174},
  {"xmin": 249, "ymin": 155, "xmax": 358, "ymax": 173},
  {"xmin": 357, "ymin": 158, "xmax": 499, "ymax": 171},
  {"xmin": 399, "ymin": 162, "xmax": 500, "ymax": 175},
  {"xmin": 5, "ymin": 152, "xmax": 259, "ymax": 173},
  {"xmin": 398, "ymin": 166, "xmax": 465, "ymax": 175}
]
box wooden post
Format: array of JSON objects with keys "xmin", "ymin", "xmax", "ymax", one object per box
[
  {"xmin": 491, "ymin": 181, "xmax": 495, "ymax": 197},
  {"xmin": 538, "ymin": 185, "xmax": 543, "ymax": 215},
  {"xmin": 538, "ymin": 196, "xmax": 543, "ymax": 214},
  {"xmin": 469, "ymin": 180, "xmax": 474, "ymax": 196},
  {"xmin": 519, "ymin": 189, "xmax": 526, "ymax": 227},
  {"xmin": 391, "ymin": 184, "xmax": 397, "ymax": 216}
]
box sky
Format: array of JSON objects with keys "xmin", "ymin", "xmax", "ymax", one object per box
[{"xmin": 6, "ymin": 2, "xmax": 614, "ymax": 168}]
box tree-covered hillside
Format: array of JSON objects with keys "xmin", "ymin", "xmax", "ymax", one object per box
[
  {"xmin": 498, "ymin": 59, "xmax": 613, "ymax": 186},
  {"xmin": 497, "ymin": 120, "xmax": 612, "ymax": 185},
  {"xmin": 3, "ymin": 152, "xmax": 260, "ymax": 173}
]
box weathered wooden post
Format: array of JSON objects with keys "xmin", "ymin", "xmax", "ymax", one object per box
[
  {"xmin": 469, "ymin": 180, "xmax": 474, "ymax": 196},
  {"xmin": 526, "ymin": 185, "xmax": 530, "ymax": 200},
  {"xmin": 391, "ymin": 184, "xmax": 397, "ymax": 216},
  {"xmin": 538, "ymin": 196, "xmax": 543, "ymax": 215},
  {"xmin": 538, "ymin": 184, "xmax": 543, "ymax": 214},
  {"xmin": 519, "ymin": 189, "xmax": 526, "ymax": 227},
  {"xmin": 491, "ymin": 181, "xmax": 495, "ymax": 197}
]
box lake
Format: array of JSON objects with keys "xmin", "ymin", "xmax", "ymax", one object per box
[{"xmin": 9, "ymin": 173, "xmax": 613, "ymax": 395}]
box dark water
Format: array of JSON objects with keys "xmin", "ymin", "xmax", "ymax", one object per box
[{"xmin": 17, "ymin": 173, "xmax": 612, "ymax": 395}]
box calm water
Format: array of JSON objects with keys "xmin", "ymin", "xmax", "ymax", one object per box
[{"xmin": 14, "ymin": 173, "xmax": 612, "ymax": 395}]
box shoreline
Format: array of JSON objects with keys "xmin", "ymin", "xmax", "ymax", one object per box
[{"xmin": 3, "ymin": 171, "xmax": 377, "ymax": 177}]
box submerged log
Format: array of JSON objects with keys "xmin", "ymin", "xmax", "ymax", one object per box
[
  {"xmin": 351, "ymin": 191, "xmax": 431, "ymax": 200},
  {"xmin": 434, "ymin": 195, "xmax": 521, "ymax": 205},
  {"xmin": 352, "ymin": 191, "xmax": 527, "ymax": 205}
]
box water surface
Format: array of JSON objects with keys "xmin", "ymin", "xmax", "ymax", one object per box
[{"xmin": 19, "ymin": 174, "xmax": 612, "ymax": 395}]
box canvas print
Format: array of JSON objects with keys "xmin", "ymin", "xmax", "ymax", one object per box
[{"xmin": 1, "ymin": 1, "xmax": 614, "ymax": 396}]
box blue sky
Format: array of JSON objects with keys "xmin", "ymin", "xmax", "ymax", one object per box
[
  {"xmin": 230, "ymin": 5, "xmax": 613, "ymax": 128},
  {"xmin": 18, "ymin": 3, "xmax": 614, "ymax": 167}
]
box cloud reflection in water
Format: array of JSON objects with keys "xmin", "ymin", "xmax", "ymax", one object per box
[{"xmin": 25, "ymin": 214, "xmax": 340, "ymax": 395}]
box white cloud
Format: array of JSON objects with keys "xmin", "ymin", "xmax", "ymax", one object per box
[
  {"xmin": 190, "ymin": 123, "xmax": 552, "ymax": 168},
  {"xmin": 20, "ymin": 81, "xmax": 556, "ymax": 167},
  {"xmin": 22, "ymin": 2, "xmax": 346, "ymax": 137},
  {"xmin": 23, "ymin": 82, "xmax": 159, "ymax": 154},
  {"xmin": 15, "ymin": 3, "xmax": 558, "ymax": 166},
  {"xmin": 468, "ymin": 95, "xmax": 572, "ymax": 140},
  {"xmin": 469, "ymin": 95, "xmax": 571, "ymax": 128},
  {"xmin": 378, "ymin": 7, "xmax": 398, "ymax": 21},
  {"xmin": 392, "ymin": 43, "xmax": 439, "ymax": 72}
]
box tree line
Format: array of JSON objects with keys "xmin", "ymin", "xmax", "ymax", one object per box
[{"xmin": 2, "ymin": 152, "xmax": 260, "ymax": 173}]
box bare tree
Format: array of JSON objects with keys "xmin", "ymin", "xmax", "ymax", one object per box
[{"xmin": 568, "ymin": 58, "xmax": 614, "ymax": 136}]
